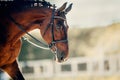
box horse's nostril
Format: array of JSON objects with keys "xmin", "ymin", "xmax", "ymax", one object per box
[
  {"xmin": 60, "ymin": 52, "xmax": 65, "ymax": 60},
  {"xmin": 61, "ymin": 56, "xmax": 64, "ymax": 60}
]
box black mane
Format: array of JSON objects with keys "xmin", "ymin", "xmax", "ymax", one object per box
[{"xmin": 0, "ymin": 0, "xmax": 52, "ymax": 14}]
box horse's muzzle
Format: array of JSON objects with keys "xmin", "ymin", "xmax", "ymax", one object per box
[{"xmin": 54, "ymin": 50, "xmax": 68, "ymax": 63}]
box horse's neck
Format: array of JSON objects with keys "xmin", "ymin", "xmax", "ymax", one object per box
[{"xmin": 6, "ymin": 8, "xmax": 51, "ymax": 46}]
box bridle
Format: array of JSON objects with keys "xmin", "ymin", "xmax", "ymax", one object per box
[
  {"xmin": 45, "ymin": 5, "xmax": 68, "ymax": 52},
  {"xmin": 8, "ymin": 5, "xmax": 68, "ymax": 53}
]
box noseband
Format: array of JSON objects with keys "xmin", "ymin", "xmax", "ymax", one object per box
[{"xmin": 8, "ymin": 5, "xmax": 68, "ymax": 53}]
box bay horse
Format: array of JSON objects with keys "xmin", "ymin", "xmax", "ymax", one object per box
[{"xmin": 0, "ymin": 1, "xmax": 72, "ymax": 80}]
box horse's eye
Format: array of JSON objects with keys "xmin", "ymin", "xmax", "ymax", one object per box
[
  {"xmin": 56, "ymin": 21, "xmax": 61, "ymax": 29},
  {"xmin": 56, "ymin": 21, "xmax": 61, "ymax": 28},
  {"xmin": 57, "ymin": 20, "xmax": 63, "ymax": 26},
  {"xmin": 56, "ymin": 24, "xmax": 61, "ymax": 30}
]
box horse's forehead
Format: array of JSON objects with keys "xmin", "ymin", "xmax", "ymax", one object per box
[{"xmin": 56, "ymin": 11, "xmax": 66, "ymax": 18}]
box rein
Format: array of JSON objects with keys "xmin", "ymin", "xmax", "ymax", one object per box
[{"xmin": 22, "ymin": 36, "xmax": 49, "ymax": 50}]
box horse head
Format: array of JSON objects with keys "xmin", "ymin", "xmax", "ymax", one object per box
[{"xmin": 39, "ymin": 2, "xmax": 72, "ymax": 62}]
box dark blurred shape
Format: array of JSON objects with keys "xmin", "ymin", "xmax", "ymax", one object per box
[{"xmin": 0, "ymin": 0, "xmax": 52, "ymax": 15}]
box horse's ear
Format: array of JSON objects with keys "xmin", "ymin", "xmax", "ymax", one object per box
[
  {"xmin": 57, "ymin": 2, "xmax": 67, "ymax": 11},
  {"xmin": 65, "ymin": 3, "xmax": 73, "ymax": 14}
]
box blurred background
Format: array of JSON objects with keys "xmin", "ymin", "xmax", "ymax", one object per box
[{"xmin": 1, "ymin": 0, "xmax": 120, "ymax": 80}]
